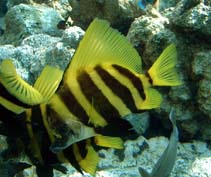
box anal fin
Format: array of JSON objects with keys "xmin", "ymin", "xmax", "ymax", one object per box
[
  {"xmin": 94, "ymin": 134, "xmax": 124, "ymax": 149},
  {"xmin": 73, "ymin": 141, "xmax": 99, "ymax": 175},
  {"xmin": 79, "ymin": 145, "xmax": 99, "ymax": 175}
]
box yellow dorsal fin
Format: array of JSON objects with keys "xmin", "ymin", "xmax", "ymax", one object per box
[
  {"xmin": 64, "ymin": 18, "xmax": 142, "ymax": 79},
  {"xmin": 0, "ymin": 59, "xmax": 43, "ymax": 105},
  {"xmin": 34, "ymin": 66, "xmax": 63, "ymax": 102},
  {"xmin": 148, "ymin": 44, "xmax": 182, "ymax": 86},
  {"xmin": 94, "ymin": 134, "xmax": 124, "ymax": 149},
  {"xmin": 140, "ymin": 88, "xmax": 162, "ymax": 109}
]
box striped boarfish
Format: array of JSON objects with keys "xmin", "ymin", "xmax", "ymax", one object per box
[{"xmin": 0, "ymin": 18, "xmax": 181, "ymax": 176}]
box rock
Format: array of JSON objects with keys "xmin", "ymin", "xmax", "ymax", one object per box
[
  {"xmin": 0, "ymin": 0, "xmax": 211, "ymax": 176},
  {"xmin": 0, "ymin": 26, "xmax": 84, "ymax": 83},
  {"xmin": 61, "ymin": 136, "xmax": 211, "ymax": 177},
  {"xmin": 127, "ymin": 14, "xmax": 175, "ymax": 65},
  {"xmin": 70, "ymin": 0, "xmax": 144, "ymax": 33},
  {"xmin": 0, "ymin": 135, "xmax": 8, "ymax": 160},
  {"xmin": 2, "ymin": 135, "xmax": 211, "ymax": 177},
  {"xmin": 0, "ymin": 0, "xmax": 7, "ymax": 35},
  {"xmin": 119, "ymin": 0, "xmax": 144, "ymax": 20},
  {"xmin": 0, "ymin": 0, "xmax": 8, "ymax": 18},
  {"xmin": 70, "ymin": 0, "xmax": 119, "ymax": 28},
  {"xmin": 48, "ymin": 0, "xmax": 72, "ymax": 20},
  {"xmin": 198, "ymin": 79, "xmax": 211, "ymax": 119},
  {"xmin": 192, "ymin": 51, "xmax": 211, "ymax": 79},
  {"xmin": 126, "ymin": 1, "xmax": 211, "ymax": 141},
  {"xmin": 164, "ymin": 0, "xmax": 211, "ymax": 38},
  {"xmin": 7, "ymin": 0, "xmax": 72, "ymax": 20},
  {"xmin": 159, "ymin": 0, "xmax": 178, "ymax": 11},
  {"xmin": 1, "ymin": 4, "xmax": 64, "ymax": 45},
  {"xmin": 192, "ymin": 51, "xmax": 211, "ymax": 120},
  {"xmin": 62, "ymin": 26, "xmax": 85, "ymax": 48},
  {"xmin": 176, "ymin": 3, "xmax": 211, "ymax": 35},
  {"xmin": 7, "ymin": 0, "xmax": 33, "ymax": 8},
  {"xmin": 163, "ymin": 0, "xmax": 201, "ymax": 19},
  {"xmin": 200, "ymin": 123, "xmax": 211, "ymax": 141}
]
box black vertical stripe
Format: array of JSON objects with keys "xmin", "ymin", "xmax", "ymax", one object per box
[
  {"xmin": 30, "ymin": 106, "xmax": 58, "ymax": 165},
  {"xmin": 58, "ymin": 85, "xmax": 89, "ymax": 125},
  {"xmin": 112, "ymin": 64, "xmax": 146, "ymax": 99},
  {"xmin": 75, "ymin": 140, "xmax": 88, "ymax": 159},
  {"xmin": 0, "ymin": 83, "xmax": 30, "ymax": 108},
  {"xmin": 77, "ymin": 71, "xmax": 121, "ymax": 123},
  {"xmin": 95, "ymin": 66, "xmax": 137, "ymax": 112},
  {"xmin": 63, "ymin": 145, "xmax": 84, "ymax": 174}
]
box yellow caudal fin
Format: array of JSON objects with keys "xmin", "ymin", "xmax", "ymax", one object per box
[
  {"xmin": 34, "ymin": 66, "xmax": 63, "ymax": 102},
  {"xmin": 73, "ymin": 141, "xmax": 99, "ymax": 175},
  {"xmin": 94, "ymin": 135, "xmax": 124, "ymax": 149},
  {"xmin": 64, "ymin": 18, "xmax": 142, "ymax": 82},
  {"xmin": 148, "ymin": 44, "xmax": 182, "ymax": 86},
  {"xmin": 140, "ymin": 88, "xmax": 162, "ymax": 109},
  {"xmin": 0, "ymin": 59, "xmax": 43, "ymax": 105}
]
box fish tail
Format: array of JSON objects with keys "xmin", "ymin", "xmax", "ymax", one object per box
[{"xmin": 147, "ymin": 44, "xmax": 182, "ymax": 86}]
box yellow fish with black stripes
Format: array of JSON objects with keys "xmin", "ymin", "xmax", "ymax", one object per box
[{"xmin": 0, "ymin": 18, "xmax": 181, "ymax": 176}]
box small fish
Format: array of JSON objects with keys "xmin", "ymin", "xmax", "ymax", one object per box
[
  {"xmin": 139, "ymin": 108, "xmax": 179, "ymax": 177},
  {"xmin": 0, "ymin": 18, "xmax": 181, "ymax": 176},
  {"xmin": 134, "ymin": 0, "xmax": 160, "ymax": 10}
]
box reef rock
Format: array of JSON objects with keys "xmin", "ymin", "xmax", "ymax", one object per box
[
  {"xmin": 165, "ymin": 0, "xmax": 211, "ymax": 38},
  {"xmin": 1, "ymin": 4, "xmax": 63, "ymax": 44},
  {"xmin": 16, "ymin": 135, "xmax": 211, "ymax": 177},
  {"xmin": 0, "ymin": 0, "xmax": 211, "ymax": 176},
  {"xmin": 0, "ymin": 26, "xmax": 84, "ymax": 83},
  {"xmin": 127, "ymin": 0, "xmax": 211, "ymax": 141}
]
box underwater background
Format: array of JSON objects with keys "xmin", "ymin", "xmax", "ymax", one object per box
[{"xmin": 0, "ymin": 0, "xmax": 211, "ymax": 176}]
